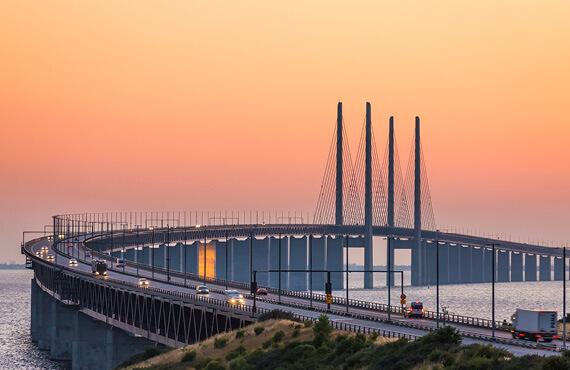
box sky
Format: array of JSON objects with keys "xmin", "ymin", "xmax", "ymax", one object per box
[{"xmin": 1, "ymin": 1, "xmax": 569, "ymax": 264}]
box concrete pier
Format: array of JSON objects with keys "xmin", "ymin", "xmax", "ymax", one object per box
[
  {"xmin": 327, "ymin": 236, "xmax": 344, "ymax": 290},
  {"xmin": 554, "ymin": 257, "xmax": 564, "ymax": 281},
  {"xmin": 449, "ymin": 245, "xmax": 460, "ymax": 283},
  {"xmin": 289, "ymin": 236, "xmax": 308, "ymax": 290},
  {"xmin": 460, "ymin": 246, "xmax": 472, "ymax": 283},
  {"xmin": 511, "ymin": 252, "xmax": 523, "ymax": 282},
  {"xmin": 497, "ymin": 250, "xmax": 510, "ymax": 282},
  {"xmin": 252, "ymin": 237, "xmax": 269, "ymax": 286},
  {"xmin": 525, "ymin": 254, "xmax": 537, "ymax": 281},
  {"xmin": 232, "ymin": 239, "xmax": 249, "ymax": 283},
  {"xmin": 540, "ymin": 256, "xmax": 551, "ymax": 281},
  {"xmin": 471, "ymin": 247, "xmax": 484, "ymax": 283},
  {"xmin": 310, "ymin": 235, "xmax": 326, "ymax": 290}
]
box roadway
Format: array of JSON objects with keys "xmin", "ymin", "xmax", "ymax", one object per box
[{"xmin": 29, "ymin": 237, "xmax": 561, "ymax": 357}]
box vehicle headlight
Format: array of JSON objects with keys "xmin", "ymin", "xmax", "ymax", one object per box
[
  {"xmin": 95, "ymin": 272, "xmax": 99, "ymax": 275},
  {"xmin": 230, "ymin": 299, "xmax": 236, "ymax": 303}
]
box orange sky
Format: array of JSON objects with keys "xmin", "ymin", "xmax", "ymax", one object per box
[{"xmin": 1, "ymin": 1, "xmax": 569, "ymax": 263}]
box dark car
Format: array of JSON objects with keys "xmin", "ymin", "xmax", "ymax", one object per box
[{"xmin": 256, "ymin": 287, "xmax": 268, "ymax": 296}]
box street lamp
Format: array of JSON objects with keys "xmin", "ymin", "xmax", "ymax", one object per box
[
  {"xmin": 563, "ymin": 246, "xmax": 567, "ymax": 349},
  {"xmin": 485, "ymin": 242, "xmax": 498, "ymax": 339},
  {"xmin": 435, "ymin": 230, "xmax": 440, "ymax": 328}
]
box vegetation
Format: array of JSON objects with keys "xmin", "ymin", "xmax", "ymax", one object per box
[
  {"xmin": 180, "ymin": 350, "xmax": 196, "ymax": 363},
  {"xmin": 118, "ymin": 347, "xmax": 168, "ymax": 368},
  {"xmin": 121, "ymin": 314, "xmax": 570, "ymax": 370},
  {"xmin": 214, "ymin": 337, "xmax": 228, "ymax": 349},
  {"xmin": 258, "ymin": 309, "xmax": 298, "ymax": 322}
]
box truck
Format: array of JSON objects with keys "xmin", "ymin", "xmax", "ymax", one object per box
[
  {"xmin": 91, "ymin": 260, "xmax": 108, "ymax": 277},
  {"xmin": 511, "ymin": 309, "xmax": 558, "ymax": 342}
]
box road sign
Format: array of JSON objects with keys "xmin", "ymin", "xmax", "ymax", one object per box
[
  {"xmin": 326, "ymin": 293, "xmax": 332, "ymax": 305},
  {"xmin": 400, "ymin": 298, "xmax": 406, "ymax": 305},
  {"xmin": 400, "ymin": 293, "xmax": 406, "ymax": 300}
]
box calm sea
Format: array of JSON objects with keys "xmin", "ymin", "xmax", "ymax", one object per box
[
  {"xmin": 0, "ymin": 269, "xmax": 62, "ymax": 369},
  {"xmin": 1, "ymin": 269, "xmax": 566, "ymax": 369}
]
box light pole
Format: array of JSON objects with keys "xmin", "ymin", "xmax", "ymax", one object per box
[
  {"xmin": 485, "ymin": 242, "xmax": 498, "ymax": 339},
  {"xmin": 278, "ymin": 232, "xmax": 282, "ymax": 303},
  {"xmin": 562, "ymin": 247, "xmax": 566, "ymax": 349},
  {"xmin": 387, "ymin": 234, "xmax": 391, "ymax": 321},
  {"xmin": 436, "ymin": 230, "xmax": 440, "ymax": 328},
  {"xmin": 151, "ymin": 227, "xmax": 155, "ymax": 279}
]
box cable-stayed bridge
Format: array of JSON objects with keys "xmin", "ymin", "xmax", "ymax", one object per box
[{"xmin": 21, "ymin": 102, "xmax": 566, "ymax": 369}]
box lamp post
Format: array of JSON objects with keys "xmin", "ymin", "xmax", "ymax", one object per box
[
  {"xmin": 485, "ymin": 242, "xmax": 498, "ymax": 339},
  {"xmin": 436, "ymin": 230, "xmax": 440, "ymax": 328},
  {"xmin": 387, "ymin": 234, "xmax": 391, "ymax": 321},
  {"xmin": 278, "ymin": 232, "xmax": 282, "ymax": 303},
  {"xmin": 562, "ymin": 247, "xmax": 566, "ymax": 349},
  {"xmin": 151, "ymin": 227, "xmax": 155, "ymax": 279}
]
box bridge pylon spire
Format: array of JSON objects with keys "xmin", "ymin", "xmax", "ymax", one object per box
[
  {"xmin": 335, "ymin": 102, "xmax": 343, "ymax": 225},
  {"xmin": 364, "ymin": 102, "xmax": 373, "ymax": 288}
]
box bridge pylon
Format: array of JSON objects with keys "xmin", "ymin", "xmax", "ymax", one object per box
[{"xmin": 364, "ymin": 102, "xmax": 373, "ymax": 288}]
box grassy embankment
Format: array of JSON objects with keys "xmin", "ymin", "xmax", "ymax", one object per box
[{"xmin": 119, "ymin": 310, "xmax": 570, "ymax": 370}]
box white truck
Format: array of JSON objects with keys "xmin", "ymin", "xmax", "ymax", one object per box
[{"xmin": 511, "ymin": 309, "xmax": 558, "ymax": 342}]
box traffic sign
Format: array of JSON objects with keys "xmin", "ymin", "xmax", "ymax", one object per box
[
  {"xmin": 400, "ymin": 298, "xmax": 406, "ymax": 305},
  {"xmin": 400, "ymin": 293, "xmax": 406, "ymax": 300},
  {"xmin": 326, "ymin": 293, "xmax": 332, "ymax": 305}
]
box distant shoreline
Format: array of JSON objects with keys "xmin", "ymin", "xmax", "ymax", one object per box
[{"xmin": 0, "ymin": 264, "xmax": 26, "ymax": 270}]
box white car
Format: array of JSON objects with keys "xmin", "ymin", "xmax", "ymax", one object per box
[
  {"xmin": 195, "ymin": 285, "xmax": 210, "ymax": 296},
  {"xmin": 224, "ymin": 290, "xmax": 245, "ymax": 305},
  {"xmin": 46, "ymin": 254, "xmax": 55, "ymax": 262},
  {"xmin": 116, "ymin": 259, "xmax": 126, "ymax": 268},
  {"xmin": 41, "ymin": 246, "xmax": 49, "ymax": 254},
  {"xmin": 68, "ymin": 258, "xmax": 78, "ymax": 267},
  {"xmin": 138, "ymin": 278, "xmax": 150, "ymax": 288}
]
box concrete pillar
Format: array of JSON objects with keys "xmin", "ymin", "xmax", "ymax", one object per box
[
  {"xmin": 252, "ymin": 237, "xmax": 269, "ymax": 286},
  {"xmin": 31, "ymin": 278, "xmax": 39, "ymax": 343},
  {"xmin": 184, "ymin": 241, "xmax": 199, "ymax": 275},
  {"xmin": 310, "ymin": 235, "xmax": 326, "ymax": 290},
  {"xmin": 471, "ymin": 247, "xmax": 484, "ymax": 283},
  {"xmin": 540, "ymin": 256, "xmax": 551, "ymax": 281},
  {"xmin": 511, "ymin": 252, "xmax": 523, "ymax": 282},
  {"xmin": 439, "ymin": 244, "xmax": 450, "ymax": 284},
  {"xmin": 140, "ymin": 246, "xmax": 151, "ymax": 266},
  {"xmin": 154, "ymin": 245, "xmax": 166, "ymax": 269},
  {"xmin": 497, "ymin": 250, "xmax": 510, "ymax": 282},
  {"xmin": 72, "ymin": 311, "xmax": 153, "ymax": 370},
  {"xmin": 460, "ymin": 246, "xmax": 472, "ymax": 283},
  {"xmin": 232, "ymin": 239, "xmax": 249, "ymax": 283},
  {"xmin": 327, "ymin": 236, "xmax": 343, "ymax": 290},
  {"xmin": 124, "ymin": 248, "xmax": 135, "ymax": 263},
  {"xmin": 449, "ymin": 245, "xmax": 460, "ymax": 284},
  {"xmin": 215, "ymin": 240, "xmax": 228, "ymax": 280},
  {"xmin": 554, "ymin": 257, "xmax": 564, "ymax": 281},
  {"xmin": 364, "ymin": 102, "xmax": 373, "ymax": 288},
  {"xmin": 289, "ymin": 236, "xmax": 308, "ymax": 290},
  {"xmin": 169, "ymin": 243, "xmax": 181, "ymax": 272},
  {"xmin": 525, "ymin": 254, "xmax": 537, "ymax": 281},
  {"xmin": 37, "ymin": 287, "xmax": 53, "ymax": 350},
  {"xmin": 335, "ymin": 102, "xmax": 343, "ymax": 225},
  {"xmin": 483, "ymin": 248, "xmax": 493, "ymax": 282},
  {"xmin": 268, "ymin": 236, "xmax": 287, "ymax": 289},
  {"xmin": 50, "ymin": 301, "xmax": 76, "ymax": 360}
]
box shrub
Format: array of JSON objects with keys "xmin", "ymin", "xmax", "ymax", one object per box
[
  {"xmin": 214, "ymin": 337, "xmax": 228, "ymax": 349},
  {"xmin": 313, "ymin": 314, "xmax": 332, "ymax": 347},
  {"xmin": 262, "ymin": 339, "xmax": 272, "ymax": 349},
  {"xmin": 304, "ymin": 320, "xmax": 313, "ymax": 328},
  {"xmin": 235, "ymin": 329, "xmax": 245, "ymax": 339},
  {"xmin": 204, "ymin": 359, "xmax": 226, "ymax": 370},
  {"xmin": 118, "ymin": 346, "xmax": 168, "ymax": 367},
  {"xmin": 181, "ymin": 350, "xmax": 196, "ymax": 363},
  {"xmin": 226, "ymin": 345, "xmax": 247, "ymax": 361},
  {"xmin": 273, "ymin": 330, "xmax": 285, "ymax": 343},
  {"xmin": 541, "ymin": 356, "xmax": 570, "ymax": 370},
  {"xmin": 229, "ymin": 356, "xmax": 254, "ymax": 370},
  {"xmin": 292, "ymin": 328, "xmax": 300, "ymax": 338},
  {"xmin": 258, "ymin": 309, "xmax": 297, "ymax": 322},
  {"xmin": 254, "ymin": 326, "xmax": 265, "ymax": 336}
]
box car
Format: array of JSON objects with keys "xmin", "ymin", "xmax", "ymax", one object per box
[
  {"xmin": 224, "ymin": 289, "xmax": 245, "ymax": 305},
  {"xmin": 138, "ymin": 278, "xmax": 150, "ymax": 288},
  {"xmin": 35, "ymin": 251, "xmax": 41, "ymax": 257},
  {"xmin": 68, "ymin": 258, "xmax": 78, "ymax": 267},
  {"xmin": 256, "ymin": 287, "xmax": 268, "ymax": 296},
  {"xmin": 46, "ymin": 254, "xmax": 55, "ymax": 262},
  {"xmin": 195, "ymin": 285, "xmax": 210, "ymax": 295},
  {"xmin": 407, "ymin": 301, "xmax": 425, "ymax": 318},
  {"xmin": 116, "ymin": 259, "xmax": 126, "ymax": 268},
  {"xmin": 91, "ymin": 260, "xmax": 108, "ymax": 277},
  {"xmin": 41, "ymin": 246, "xmax": 49, "ymax": 254}
]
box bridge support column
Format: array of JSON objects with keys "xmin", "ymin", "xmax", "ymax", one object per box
[
  {"xmin": 540, "ymin": 256, "xmax": 551, "ymax": 281},
  {"xmin": 124, "ymin": 248, "xmax": 135, "ymax": 263},
  {"xmin": 50, "ymin": 301, "xmax": 76, "ymax": 361},
  {"xmin": 170, "ymin": 243, "xmax": 181, "ymax": 272},
  {"xmin": 510, "ymin": 252, "xmax": 523, "ymax": 282},
  {"xmin": 439, "ymin": 243, "xmax": 450, "ymax": 284},
  {"xmin": 460, "ymin": 246, "xmax": 472, "ymax": 283},
  {"xmin": 449, "ymin": 245, "xmax": 460, "ymax": 284},
  {"xmin": 364, "ymin": 102, "xmax": 373, "ymax": 288},
  {"xmin": 37, "ymin": 284, "xmax": 53, "ymax": 350},
  {"xmin": 471, "ymin": 247, "xmax": 484, "ymax": 283},
  {"xmin": 72, "ymin": 311, "xmax": 153, "ymax": 370},
  {"xmin": 215, "ymin": 240, "xmax": 227, "ymax": 280},
  {"xmin": 31, "ymin": 278, "xmax": 40, "ymax": 343},
  {"xmin": 154, "ymin": 244, "xmax": 166, "ymax": 269},
  {"xmin": 497, "ymin": 250, "xmax": 510, "ymax": 282},
  {"xmin": 289, "ymin": 236, "xmax": 308, "ymax": 290},
  {"xmin": 426, "ymin": 242, "xmax": 436, "ymax": 285},
  {"xmin": 231, "ymin": 239, "xmax": 249, "ymax": 283},
  {"xmin": 268, "ymin": 236, "xmax": 286, "ymax": 289},
  {"xmin": 253, "ymin": 237, "xmax": 269, "ymax": 286},
  {"xmin": 184, "ymin": 241, "xmax": 199, "ymax": 275},
  {"xmin": 327, "ymin": 236, "xmax": 344, "ymax": 290},
  {"xmin": 483, "ymin": 248, "xmax": 493, "ymax": 282},
  {"xmin": 311, "ymin": 235, "xmax": 326, "ymax": 290},
  {"xmin": 140, "ymin": 246, "xmax": 151, "ymax": 266},
  {"xmin": 525, "ymin": 254, "xmax": 537, "ymax": 281},
  {"xmin": 554, "ymin": 257, "xmax": 564, "ymax": 281}
]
